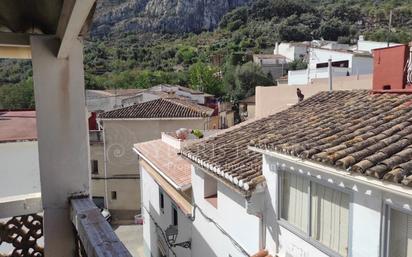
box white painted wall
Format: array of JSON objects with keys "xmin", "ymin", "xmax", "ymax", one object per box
[
  {"xmin": 191, "ymin": 166, "xmax": 260, "ymax": 257},
  {"xmin": 0, "ymin": 141, "xmax": 40, "ymax": 197},
  {"xmin": 357, "ymin": 40, "xmax": 401, "ymax": 53},
  {"xmin": 262, "ymin": 154, "xmax": 412, "ymax": 257},
  {"xmin": 276, "ymin": 43, "xmax": 308, "ymax": 61},
  {"xmin": 140, "ymin": 166, "xmax": 192, "ymax": 257},
  {"xmin": 309, "ymin": 48, "xmax": 353, "ymax": 69},
  {"xmin": 288, "ymin": 48, "xmax": 373, "ymax": 85},
  {"xmin": 288, "ymin": 67, "xmax": 349, "ymax": 85},
  {"xmin": 352, "ymin": 56, "xmax": 374, "ymax": 75},
  {"xmin": 140, "ymin": 162, "xmax": 262, "ymax": 257}
]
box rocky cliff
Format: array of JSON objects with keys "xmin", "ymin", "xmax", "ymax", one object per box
[{"xmin": 91, "ymin": 0, "xmax": 250, "ymax": 37}]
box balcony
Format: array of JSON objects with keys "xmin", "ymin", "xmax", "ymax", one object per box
[
  {"xmin": 0, "ymin": 194, "xmax": 132, "ymax": 257},
  {"xmin": 0, "ymin": 1, "xmax": 134, "ymax": 256},
  {"xmin": 89, "ymin": 130, "xmax": 103, "ymax": 144}
]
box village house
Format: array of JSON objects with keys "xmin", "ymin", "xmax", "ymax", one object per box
[
  {"xmin": 134, "ymin": 128, "xmax": 271, "ymax": 257},
  {"xmin": 274, "ymin": 37, "xmax": 404, "ymax": 86},
  {"xmin": 0, "ymin": 110, "xmax": 40, "ymax": 198},
  {"xmin": 120, "ymin": 84, "xmax": 216, "ymax": 108},
  {"xmin": 288, "ymin": 47, "xmax": 373, "ymax": 85},
  {"xmin": 239, "ymin": 95, "xmax": 256, "ymax": 121},
  {"xmin": 93, "ymin": 97, "xmax": 214, "ymax": 222},
  {"xmin": 356, "ymin": 35, "xmax": 401, "ymax": 53},
  {"xmin": 135, "ymin": 42, "xmax": 412, "ymax": 257},
  {"xmin": 180, "ymin": 43, "xmax": 412, "ymax": 257},
  {"xmin": 253, "ymin": 54, "xmax": 288, "ymax": 81}
]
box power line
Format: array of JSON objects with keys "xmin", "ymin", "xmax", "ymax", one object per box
[
  {"xmin": 143, "ymin": 203, "xmax": 251, "ymax": 257},
  {"xmin": 191, "ymin": 204, "xmax": 251, "ymax": 257}
]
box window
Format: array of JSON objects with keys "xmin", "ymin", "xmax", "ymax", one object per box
[
  {"xmin": 204, "ymin": 175, "xmax": 218, "ymax": 208},
  {"xmin": 310, "ymin": 182, "xmax": 349, "ymax": 256},
  {"xmin": 111, "ymin": 191, "xmax": 117, "ymax": 200},
  {"xmin": 280, "ymin": 171, "xmax": 350, "ymax": 257},
  {"xmin": 172, "ymin": 205, "xmax": 178, "ymax": 226},
  {"xmin": 159, "ymin": 191, "xmax": 164, "ymax": 213},
  {"xmin": 91, "ymin": 160, "xmax": 98, "ymax": 174},
  {"xmin": 281, "ymin": 172, "xmax": 309, "ymax": 232},
  {"xmin": 385, "ymin": 207, "xmax": 412, "ymax": 257}
]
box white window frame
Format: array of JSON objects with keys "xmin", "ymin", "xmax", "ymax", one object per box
[
  {"xmin": 277, "ymin": 169, "xmax": 353, "ymax": 257},
  {"xmin": 381, "ymin": 201, "xmax": 412, "ymax": 257}
]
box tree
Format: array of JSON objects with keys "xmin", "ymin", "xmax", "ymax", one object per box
[
  {"xmin": 225, "ymin": 62, "xmax": 273, "ymax": 100},
  {"xmin": 0, "ymin": 78, "xmax": 35, "ymax": 109},
  {"xmin": 176, "ymin": 45, "xmax": 198, "ymax": 65},
  {"xmin": 318, "ymin": 18, "xmax": 350, "ymax": 41},
  {"xmin": 278, "ymin": 15, "xmax": 313, "ymax": 41},
  {"xmin": 219, "ymin": 6, "xmax": 248, "ymax": 29},
  {"xmin": 188, "ymin": 62, "xmax": 224, "ymax": 96}
]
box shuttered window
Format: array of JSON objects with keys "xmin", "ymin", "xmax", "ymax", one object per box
[
  {"xmin": 388, "ymin": 208, "xmax": 412, "ymax": 257},
  {"xmin": 280, "ymin": 171, "xmax": 350, "ymax": 257},
  {"xmin": 311, "ymin": 182, "xmax": 350, "ymax": 256},
  {"xmin": 281, "ymin": 171, "xmax": 309, "ymax": 233}
]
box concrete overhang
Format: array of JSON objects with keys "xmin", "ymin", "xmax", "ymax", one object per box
[{"xmin": 0, "ymin": 0, "xmax": 96, "ymax": 59}]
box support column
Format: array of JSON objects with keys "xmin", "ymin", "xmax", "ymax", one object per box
[{"xmin": 30, "ymin": 36, "xmax": 90, "ymax": 256}]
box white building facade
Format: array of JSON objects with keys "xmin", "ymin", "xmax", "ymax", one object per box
[
  {"xmin": 259, "ymin": 152, "xmax": 412, "ymax": 257},
  {"xmin": 288, "ymin": 48, "xmax": 373, "ymax": 85}
]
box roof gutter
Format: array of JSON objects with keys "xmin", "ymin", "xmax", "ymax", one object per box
[
  {"xmin": 132, "ymin": 147, "xmax": 191, "ymax": 191},
  {"xmin": 249, "ymin": 146, "xmax": 412, "ymax": 198}
]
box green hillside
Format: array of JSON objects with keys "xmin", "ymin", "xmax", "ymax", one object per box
[{"xmin": 1, "ymin": 0, "xmax": 412, "ymax": 109}]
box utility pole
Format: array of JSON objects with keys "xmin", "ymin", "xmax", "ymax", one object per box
[
  {"xmin": 328, "ymin": 59, "xmax": 333, "ymax": 92},
  {"xmin": 387, "ymin": 10, "xmax": 393, "ymax": 47}
]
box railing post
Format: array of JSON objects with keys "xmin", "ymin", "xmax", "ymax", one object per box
[{"xmin": 30, "ymin": 36, "xmax": 90, "ymax": 256}]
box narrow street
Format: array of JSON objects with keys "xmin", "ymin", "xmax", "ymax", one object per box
[{"xmin": 114, "ymin": 224, "xmax": 145, "ymax": 257}]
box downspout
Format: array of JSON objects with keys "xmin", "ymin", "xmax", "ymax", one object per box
[
  {"xmin": 99, "ymin": 118, "xmax": 110, "ymax": 210},
  {"xmin": 259, "ymin": 213, "xmax": 266, "ymax": 250},
  {"xmin": 246, "ymin": 184, "xmax": 267, "ymax": 251}
]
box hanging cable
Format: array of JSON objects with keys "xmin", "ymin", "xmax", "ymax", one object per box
[{"xmin": 191, "ymin": 204, "xmax": 251, "ymax": 257}]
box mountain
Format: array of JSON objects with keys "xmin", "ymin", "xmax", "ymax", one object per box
[{"xmin": 91, "ymin": 0, "xmax": 251, "ymax": 37}]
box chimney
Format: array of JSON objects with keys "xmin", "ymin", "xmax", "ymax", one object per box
[
  {"xmin": 359, "ymin": 35, "xmax": 365, "ymax": 41},
  {"xmin": 372, "ymin": 44, "xmax": 411, "ymax": 93}
]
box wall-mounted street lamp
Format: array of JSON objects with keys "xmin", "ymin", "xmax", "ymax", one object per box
[{"xmin": 165, "ymin": 225, "xmax": 191, "ymax": 249}]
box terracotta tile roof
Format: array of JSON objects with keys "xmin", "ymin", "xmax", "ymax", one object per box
[
  {"xmin": 251, "ymin": 250, "xmax": 273, "ymax": 257},
  {"xmin": 0, "ymin": 111, "xmax": 37, "ymax": 143},
  {"xmin": 135, "ymin": 139, "xmax": 191, "ymax": 189},
  {"xmin": 183, "ymin": 90, "xmax": 412, "ymax": 191},
  {"xmin": 99, "ymin": 98, "xmax": 214, "ymax": 119}
]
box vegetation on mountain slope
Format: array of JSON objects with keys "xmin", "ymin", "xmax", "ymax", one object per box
[{"xmin": 1, "ymin": 0, "xmax": 412, "ymax": 109}]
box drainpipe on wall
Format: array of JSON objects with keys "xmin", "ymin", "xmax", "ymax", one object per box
[
  {"xmin": 99, "ymin": 119, "xmax": 110, "ymax": 210},
  {"xmin": 246, "ymin": 185, "xmax": 267, "ymax": 250}
]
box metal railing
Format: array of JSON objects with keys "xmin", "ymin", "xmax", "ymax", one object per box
[{"xmin": 89, "ymin": 130, "xmax": 103, "ymax": 143}]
